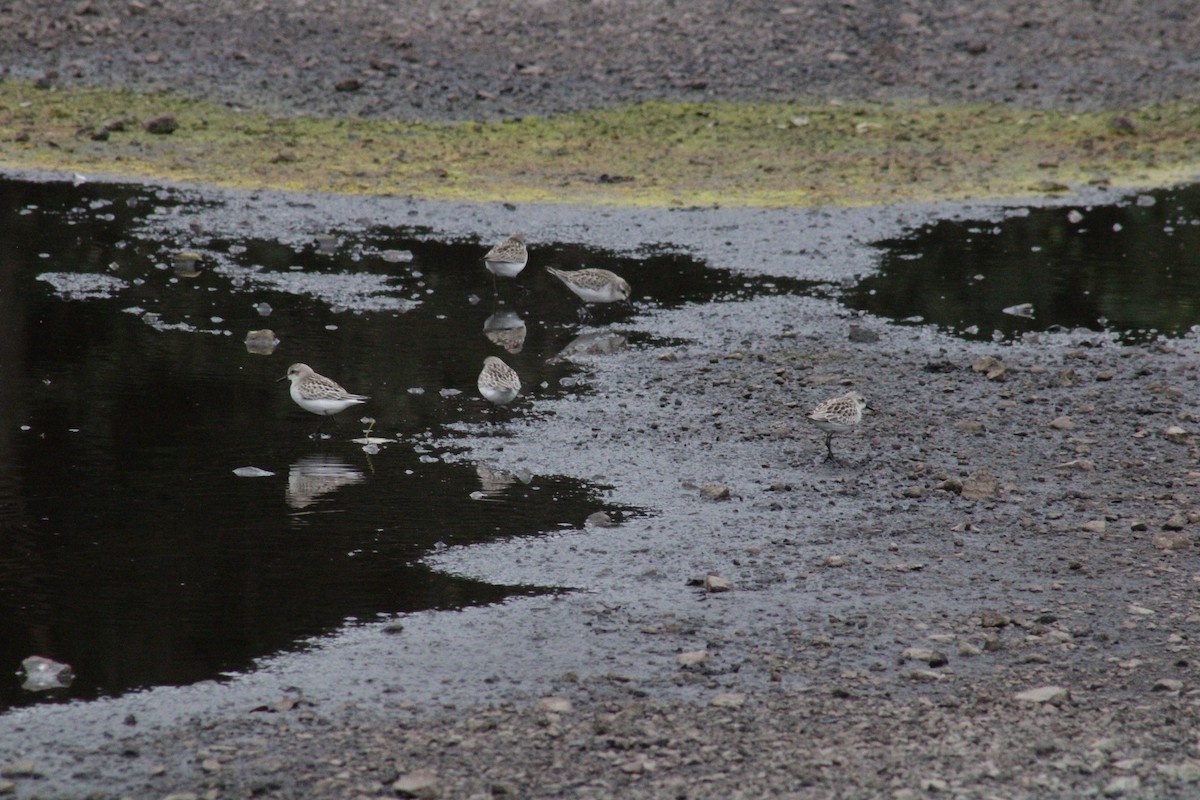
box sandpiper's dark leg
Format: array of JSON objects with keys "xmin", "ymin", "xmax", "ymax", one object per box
[
  {"xmin": 823, "ymin": 432, "xmax": 835, "ymax": 462},
  {"xmin": 577, "ymin": 303, "xmax": 592, "ymax": 323}
]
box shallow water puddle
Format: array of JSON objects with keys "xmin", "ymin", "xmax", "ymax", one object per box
[
  {"xmin": 846, "ymin": 184, "xmax": 1200, "ymax": 342},
  {"xmin": 0, "ymin": 177, "xmax": 806, "ymax": 709}
]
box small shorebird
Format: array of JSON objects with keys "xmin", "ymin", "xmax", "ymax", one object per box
[
  {"xmin": 544, "ymin": 266, "xmax": 631, "ymax": 320},
  {"xmin": 281, "ymin": 363, "xmax": 368, "ymax": 435},
  {"xmin": 477, "ymin": 356, "xmax": 521, "ymax": 411},
  {"xmin": 806, "ymin": 391, "xmax": 868, "ymax": 462},
  {"xmin": 484, "ymin": 234, "xmax": 528, "ymax": 293}
]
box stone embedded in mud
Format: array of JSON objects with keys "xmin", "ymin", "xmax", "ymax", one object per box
[
  {"xmin": 677, "ymin": 649, "xmax": 709, "ymax": 667},
  {"xmin": 1081, "ymin": 519, "xmax": 1107, "ymax": 534},
  {"xmin": 699, "ymin": 483, "xmax": 730, "ymax": 501},
  {"xmin": 1048, "ymin": 416, "xmax": 1076, "ymax": 431}
]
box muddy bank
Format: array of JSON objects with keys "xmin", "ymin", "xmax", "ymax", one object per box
[
  {"xmin": 3, "ymin": 1, "xmax": 1198, "ymax": 120},
  {"xmin": 0, "ymin": 179, "xmax": 1198, "ymax": 798}
]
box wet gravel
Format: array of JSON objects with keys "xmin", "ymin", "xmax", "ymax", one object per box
[{"xmin": 2, "ymin": 2, "xmax": 1200, "ymax": 799}]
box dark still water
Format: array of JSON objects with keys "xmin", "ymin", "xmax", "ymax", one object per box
[
  {"xmin": 846, "ymin": 185, "xmax": 1200, "ymax": 342},
  {"xmin": 0, "ymin": 177, "xmax": 806, "ymax": 710}
]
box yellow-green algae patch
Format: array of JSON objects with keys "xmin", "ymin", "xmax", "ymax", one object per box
[{"xmin": 0, "ymin": 81, "xmax": 1198, "ymax": 206}]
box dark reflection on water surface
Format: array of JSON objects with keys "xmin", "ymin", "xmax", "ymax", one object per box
[{"xmin": 847, "ymin": 185, "xmax": 1200, "ymax": 342}]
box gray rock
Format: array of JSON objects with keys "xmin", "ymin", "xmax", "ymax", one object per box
[
  {"xmin": 709, "ymin": 692, "xmax": 746, "ymax": 708},
  {"xmin": 900, "ymin": 647, "xmax": 949, "ymax": 668},
  {"xmin": 1014, "ymin": 685, "xmax": 1069, "ymax": 705},
  {"xmin": 848, "ymin": 323, "xmax": 880, "ymax": 343},
  {"xmin": 394, "ymin": 769, "xmax": 439, "ymax": 799},
  {"xmin": 703, "ymin": 574, "xmax": 732, "ymax": 593}
]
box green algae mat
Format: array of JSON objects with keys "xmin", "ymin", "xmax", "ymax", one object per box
[{"xmin": 0, "ymin": 81, "xmax": 1197, "ymax": 205}]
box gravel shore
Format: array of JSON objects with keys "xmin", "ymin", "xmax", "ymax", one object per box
[{"xmin": 2, "ymin": 3, "xmax": 1200, "ymax": 799}]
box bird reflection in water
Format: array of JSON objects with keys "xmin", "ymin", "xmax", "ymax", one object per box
[
  {"xmin": 286, "ymin": 455, "xmax": 366, "ymax": 509},
  {"xmin": 547, "ymin": 330, "xmax": 628, "ymax": 364},
  {"xmin": 483, "ymin": 305, "xmax": 527, "ymax": 354},
  {"xmin": 472, "ymin": 462, "xmax": 532, "ymax": 500}
]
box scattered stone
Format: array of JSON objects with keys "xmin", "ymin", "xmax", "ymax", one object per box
[
  {"xmin": 586, "ymin": 511, "xmax": 617, "ymax": 528},
  {"xmin": 1130, "ymin": 519, "xmax": 1149, "ymax": 531},
  {"xmin": 200, "ymin": 758, "xmax": 220, "ymax": 773},
  {"xmin": 979, "ymin": 610, "xmax": 1009, "ymax": 628},
  {"xmin": 824, "ymin": 555, "xmax": 847, "ymax": 567},
  {"xmin": 142, "ymin": 114, "xmax": 178, "ymax": 134},
  {"xmin": 900, "ymin": 647, "xmax": 949, "ymax": 668},
  {"xmin": 1164, "ymin": 425, "xmax": 1189, "ymax": 443},
  {"xmin": 0, "ymin": 763, "xmax": 38, "ymax": 779},
  {"xmin": 0, "ymin": 779, "xmax": 13, "ymax": 794},
  {"xmin": 1014, "ymin": 685, "xmax": 1069, "ymax": 705},
  {"xmin": 534, "ymin": 696, "xmax": 574, "ymax": 714},
  {"xmin": 709, "ymin": 692, "xmax": 746, "ymax": 708},
  {"xmin": 1103, "ymin": 775, "xmax": 1141, "ymax": 796},
  {"xmin": 971, "ymin": 356, "xmax": 1007, "ymax": 380},
  {"xmin": 958, "ymin": 641, "xmax": 982, "ymax": 657},
  {"xmin": 954, "ymin": 419, "xmax": 985, "ymax": 434},
  {"xmin": 961, "ymin": 469, "xmax": 999, "ymax": 500},
  {"xmin": 1081, "ymin": 519, "xmax": 1107, "ymax": 534},
  {"xmin": 703, "ymin": 574, "xmax": 732, "ymax": 593},
  {"xmin": 1053, "ymin": 368, "xmax": 1078, "ymax": 387},
  {"xmin": 1152, "ymin": 531, "xmax": 1189, "ymax": 550},
  {"xmin": 1001, "ymin": 302, "xmax": 1034, "ymax": 318},
  {"xmin": 1162, "ymin": 513, "xmax": 1186, "ymax": 531},
  {"xmin": 698, "ymin": 483, "xmax": 730, "ymax": 501},
  {"xmin": 335, "ymin": 77, "xmax": 363, "ymax": 92},
  {"xmin": 1048, "ymin": 416, "xmax": 1076, "ymax": 431},
  {"xmin": 1155, "ymin": 762, "xmax": 1200, "ymax": 783},
  {"xmin": 393, "ymin": 769, "xmax": 439, "ymax": 799},
  {"xmin": 920, "ymin": 778, "xmax": 949, "ymax": 792},
  {"xmin": 1055, "ymin": 459, "xmax": 1094, "ymax": 471},
  {"xmin": 1153, "ymin": 678, "xmax": 1184, "ymax": 693},
  {"xmin": 848, "ymin": 323, "xmax": 879, "ymax": 343},
  {"xmin": 676, "ymin": 649, "xmax": 709, "ymax": 667},
  {"xmin": 938, "ymin": 477, "xmax": 963, "ymax": 494}
]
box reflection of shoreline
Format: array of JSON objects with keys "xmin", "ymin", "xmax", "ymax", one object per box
[{"xmin": 286, "ymin": 456, "xmax": 365, "ymax": 509}]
